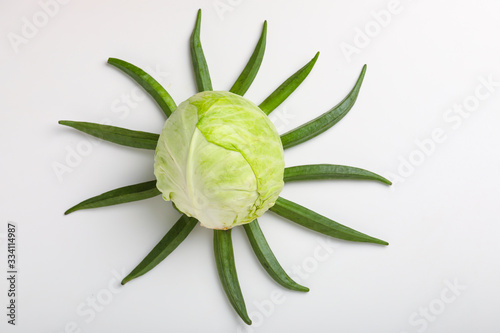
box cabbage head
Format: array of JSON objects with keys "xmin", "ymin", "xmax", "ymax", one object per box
[{"xmin": 154, "ymin": 91, "xmax": 284, "ymax": 229}]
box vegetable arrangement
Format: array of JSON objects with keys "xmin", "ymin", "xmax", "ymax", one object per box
[{"xmin": 60, "ymin": 10, "xmax": 390, "ymax": 325}]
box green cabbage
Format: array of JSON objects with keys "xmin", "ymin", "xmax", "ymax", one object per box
[{"xmin": 154, "ymin": 91, "xmax": 284, "ymax": 229}]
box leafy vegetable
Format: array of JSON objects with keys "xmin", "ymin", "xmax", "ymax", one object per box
[{"xmin": 154, "ymin": 91, "xmax": 284, "ymax": 229}]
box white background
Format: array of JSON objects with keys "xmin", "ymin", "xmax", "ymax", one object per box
[{"xmin": 1, "ymin": 0, "xmax": 500, "ymax": 332}]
